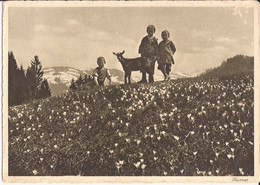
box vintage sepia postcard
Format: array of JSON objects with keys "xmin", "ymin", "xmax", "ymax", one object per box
[{"xmin": 2, "ymin": 1, "xmax": 260, "ymax": 183}]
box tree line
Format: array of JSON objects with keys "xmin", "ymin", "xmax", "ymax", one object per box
[
  {"xmin": 8, "ymin": 51, "xmax": 51, "ymax": 106},
  {"xmin": 69, "ymin": 74, "xmax": 94, "ymax": 91},
  {"xmin": 200, "ymin": 55, "xmax": 254, "ymax": 78}
]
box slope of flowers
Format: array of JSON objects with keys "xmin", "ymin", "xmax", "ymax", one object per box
[{"xmin": 8, "ymin": 73, "xmax": 254, "ymax": 176}]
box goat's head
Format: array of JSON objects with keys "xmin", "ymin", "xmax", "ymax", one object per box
[{"xmin": 113, "ymin": 50, "xmax": 125, "ymax": 61}]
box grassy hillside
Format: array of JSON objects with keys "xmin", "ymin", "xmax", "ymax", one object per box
[
  {"xmin": 8, "ymin": 73, "xmax": 254, "ymax": 176},
  {"xmin": 200, "ymin": 55, "xmax": 253, "ymax": 78}
]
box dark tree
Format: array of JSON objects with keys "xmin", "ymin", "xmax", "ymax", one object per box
[
  {"xmin": 84, "ymin": 74, "xmax": 92, "ymax": 84},
  {"xmin": 69, "ymin": 78, "xmax": 77, "ymax": 91},
  {"xmin": 15, "ymin": 65, "xmax": 30, "ymax": 105},
  {"xmin": 8, "ymin": 52, "xmax": 18, "ymax": 106},
  {"xmin": 26, "ymin": 56, "xmax": 44, "ymax": 100},
  {"xmin": 37, "ymin": 79, "xmax": 51, "ymax": 99},
  {"xmin": 76, "ymin": 75, "xmax": 83, "ymax": 87},
  {"xmin": 8, "ymin": 53, "xmax": 51, "ymax": 106}
]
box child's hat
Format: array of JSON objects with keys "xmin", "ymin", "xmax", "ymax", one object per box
[
  {"xmin": 162, "ymin": 30, "xmax": 170, "ymax": 38},
  {"xmin": 97, "ymin": 56, "xmax": 106, "ymax": 64},
  {"xmin": 146, "ymin": 25, "xmax": 156, "ymax": 32}
]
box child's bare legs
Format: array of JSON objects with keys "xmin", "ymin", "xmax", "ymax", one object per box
[
  {"xmin": 158, "ymin": 64, "xmax": 168, "ymax": 80},
  {"xmin": 165, "ymin": 63, "xmax": 171, "ymax": 81},
  {"xmin": 138, "ymin": 57, "xmax": 148, "ymax": 83},
  {"xmin": 148, "ymin": 58, "xmax": 156, "ymax": 83}
]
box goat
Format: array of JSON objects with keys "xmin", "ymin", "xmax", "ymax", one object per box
[{"xmin": 113, "ymin": 50, "xmax": 155, "ymax": 84}]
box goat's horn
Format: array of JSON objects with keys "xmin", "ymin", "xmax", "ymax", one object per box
[{"xmin": 122, "ymin": 50, "xmax": 125, "ymax": 54}]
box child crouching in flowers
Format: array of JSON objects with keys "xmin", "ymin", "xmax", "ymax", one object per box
[
  {"xmin": 157, "ymin": 30, "xmax": 176, "ymax": 81},
  {"xmin": 93, "ymin": 57, "xmax": 112, "ymax": 87}
]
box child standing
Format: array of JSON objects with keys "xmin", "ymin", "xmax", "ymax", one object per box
[
  {"xmin": 138, "ymin": 25, "xmax": 159, "ymax": 83},
  {"xmin": 93, "ymin": 56, "xmax": 112, "ymax": 87},
  {"xmin": 157, "ymin": 30, "xmax": 176, "ymax": 81}
]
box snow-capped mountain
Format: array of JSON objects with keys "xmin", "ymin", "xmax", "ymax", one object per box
[
  {"xmin": 43, "ymin": 67, "xmax": 86, "ymax": 86},
  {"xmin": 187, "ymin": 69, "xmax": 208, "ymax": 77},
  {"xmin": 43, "ymin": 66, "xmax": 129, "ymax": 96},
  {"xmin": 43, "ymin": 67, "xmax": 86, "ymax": 96},
  {"xmin": 43, "ymin": 66, "xmax": 191, "ymax": 96}
]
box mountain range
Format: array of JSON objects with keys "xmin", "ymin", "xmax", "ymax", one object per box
[{"xmin": 43, "ymin": 66, "xmax": 191, "ymax": 96}]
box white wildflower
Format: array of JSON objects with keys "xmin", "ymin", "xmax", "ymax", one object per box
[
  {"xmin": 174, "ymin": 135, "xmax": 179, "ymax": 141},
  {"xmin": 134, "ymin": 162, "xmax": 141, "ymax": 168},
  {"xmin": 239, "ymin": 168, "xmax": 244, "ymax": 175},
  {"xmin": 32, "ymin": 170, "xmax": 38, "ymax": 175},
  {"xmin": 119, "ymin": 160, "xmax": 124, "ymax": 165}
]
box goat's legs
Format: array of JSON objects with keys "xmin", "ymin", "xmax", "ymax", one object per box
[
  {"xmin": 124, "ymin": 73, "xmax": 128, "ymax": 84},
  {"xmin": 125, "ymin": 71, "xmax": 132, "ymax": 84},
  {"xmin": 138, "ymin": 72, "xmax": 147, "ymax": 83},
  {"xmin": 148, "ymin": 74, "xmax": 154, "ymax": 83},
  {"xmin": 128, "ymin": 72, "xmax": 131, "ymax": 84}
]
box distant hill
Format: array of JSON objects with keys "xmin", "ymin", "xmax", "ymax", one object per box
[
  {"xmin": 43, "ymin": 67, "xmax": 87, "ymax": 96},
  {"xmin": 43, "ymin": 66, "xmax": 190, "ymax": 96},
  {"xmin": 43, "ymin": 67, "xmax": 130, "ymax": 96},
  {"xmin": 200, "ymin": 55, "xmax": 254, "ymax": 78}
]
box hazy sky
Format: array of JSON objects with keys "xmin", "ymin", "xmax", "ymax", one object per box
[{"xmin": 8, "ymin": 6, "xmax": 254, "ymax": 73}]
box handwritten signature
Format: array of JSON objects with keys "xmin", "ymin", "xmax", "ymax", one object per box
[{"xmin": 232, "ymin": 177, "xmax": 249, "ymax": 182}]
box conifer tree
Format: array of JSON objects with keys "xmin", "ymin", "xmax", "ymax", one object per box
[
  {"xmin": 8, "ymin": 52, "xmax": 18, "ymax": 106},
  {"xmin": 37, "ymin": 79, "xmax": 51, "ymax": 99},
  {"xmin": 26, "ymin": 56, "xmax": 44, "ymax": 100},
  {"xmin": 76, "ymin": 75, "xmax": 83, "ymax": 87},
  {"xmin": 69, "ymin": 78, "xmax": 77, "ymax": 91},
  {"xmin": 16, "ymin": 65, "xmax": 30, "ymax": 104},
  {"xmin": 84, "ymin": 74, "xmax": 92, "ymax": 84}
]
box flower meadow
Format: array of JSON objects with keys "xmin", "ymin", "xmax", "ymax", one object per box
[{"xmin": 8, "ymin": 73, "xmax": 254, "ymax": 176}]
